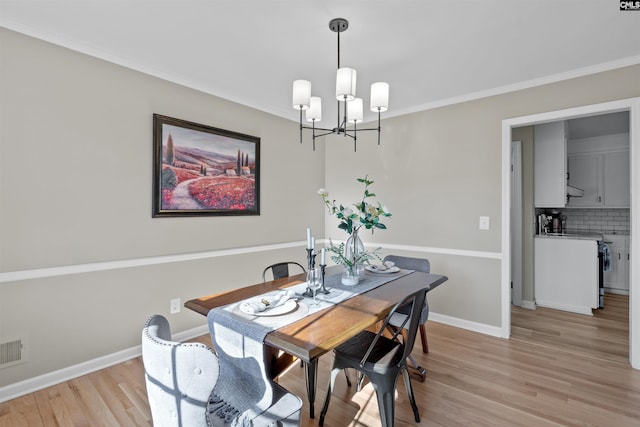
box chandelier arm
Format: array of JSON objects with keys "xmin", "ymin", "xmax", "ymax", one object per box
[
  {"xmin": 300, "ymin": 125, "xmax": 334, "ymax": 133},
  {"xmin": 342, "ymin": 97, "xmax": 348, "ymax": 137},
  {"xmin": 353, "ymin": 122, "xmax": 357, "ymax": 152},
  {"xmin": 337, "ymin": 99, "xmax": 341, "ymax": 134},
  {"xmin": 345, "ymin": 126, "xmax": 379, "ymax": 132},
  {"xmin": 299, "ymin": 109, "xmax": 303, "ymax": 144},
  {"xmin": 310, "ymin": 129, "xmax": 339, "ymax": 138},
  {"xmin": 378, "ymin": 110, "xmax": 381, "ymax": 145}
]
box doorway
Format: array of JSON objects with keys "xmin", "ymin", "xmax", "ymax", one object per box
[{"xmin": 501, "ymin": 97, "xmax": 640, "ymax": 370}]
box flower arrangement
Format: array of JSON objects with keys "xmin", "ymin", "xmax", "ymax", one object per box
[
  {"xmin": 318, "ymin": 176, "xmax": 391, "ymax": 235},
  {"xmin": 318, "ymin": 176, "xmax": 391, "ymax": 274}
]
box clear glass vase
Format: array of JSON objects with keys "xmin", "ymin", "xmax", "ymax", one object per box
[{"xmin": 345, "ymin": 229, "xmax": 366, "ymax": 278}]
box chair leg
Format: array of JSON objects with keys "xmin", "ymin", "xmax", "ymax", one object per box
[
  {"xmin": 344, "ymin": 368, "xmax": 352, "ymax": 387},
  {"xmin": 369, "ymin": 376, "xmax": 397, "ymax": 427},
  {"xmin": 419, "ymin": 324, "xmax": 429, "ymax": 353},
  {"xmin": 402, "ymin": 367, "xmax": 420, "ymax": 422},
  {"xmin": 319, "ymin": 367, "xmax": 342, "ymax": 426}
]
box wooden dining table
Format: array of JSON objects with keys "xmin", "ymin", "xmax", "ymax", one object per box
[{"xmin": 185, "ymin": 265, "xmax": 448, "ymax": 418}]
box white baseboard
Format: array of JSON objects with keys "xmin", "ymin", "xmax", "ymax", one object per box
[
  {"xmin": 604, "ymin": 288, "xmax": 630, "ymax": 296},
  {"xmin": 520, "ymin": 300, "xmax": 537, "ymax": 310},
  {"xmin": 428, "ymin": 312, "xmax": 503, "ymax": 338},
  {"xmin": 0, "ymin": 324, "xmax": 209, "ymax": 403},
  {"xmin": 535, "ymin": 299, "xmax": 594, "ymax": 316}
]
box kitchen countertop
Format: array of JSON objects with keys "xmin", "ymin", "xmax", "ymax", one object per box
[{"xmin": 535, "ymin": 231, "xmax": 604, "ymax": 241}]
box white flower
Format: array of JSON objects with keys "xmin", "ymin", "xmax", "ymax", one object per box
[
  {"xmin": 382, "ymin": 205, "xmax": 391, "ymax": 214},
  {"xmin": 342, "ymin": 207, "xmax": 354, "ymax": 216},
  {"xmin": 317, "ymin": 188, "xmax": 328, "ymax": 197}
]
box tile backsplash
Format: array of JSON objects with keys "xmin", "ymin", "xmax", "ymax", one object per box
[{"xmin": 536, "ymin": 208, "xmax": 630, "ymax": 234}]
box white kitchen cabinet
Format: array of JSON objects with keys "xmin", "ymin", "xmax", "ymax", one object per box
[
  {"xmin": 603, "ymin": 150, "xmax": 630, "ymax": 207},
  {"xmin": 567, "ymin": 153, "xmax": 602, "ymax": 207},
  {"xmin": 567, "ymin": 150, "xmax": 629, "ymax": 208},
  {"xmin": 534, "ymin": 236, "xmax": 599, "ymax": 315},
  {"xmin": 534, "ymin": 121, "xmax": 567, "ymax": 208},
  {"xmin": 566, "ymin": 129, "xmax": 630, "ymax": 208},
  {"xmin": 603, "ymin": 234, "xmax": 630, "ymax": 294}
]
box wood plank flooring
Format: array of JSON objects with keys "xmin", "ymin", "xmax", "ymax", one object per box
[{"xmin": 1, "ymin": 294, "xmax": 638, "ymax": 426}]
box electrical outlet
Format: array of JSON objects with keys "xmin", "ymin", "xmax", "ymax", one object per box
[
  {"xmin": 170, "ymin": 298, "xmax": 181, "ymax": 314},
  {"xmin": 479, "ymin": 216, "xmax": 490, "ymax": 230}
]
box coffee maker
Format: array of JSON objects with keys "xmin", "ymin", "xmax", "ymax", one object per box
[
  {"xmin": 550, "ymin": 211, "xmax": 562, "ymax": 233},
  {"xmin": 537, "ymin": 210, "xmax": 563, "ymax": 234}
]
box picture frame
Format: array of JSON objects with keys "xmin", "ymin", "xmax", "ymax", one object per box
[{"xmin": 152, "ymin": 114, "xmax": 260, "ymax": 217}]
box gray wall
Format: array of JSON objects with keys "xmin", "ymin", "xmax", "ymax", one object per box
[
  {"xmin": 1, "ymin": 26, "xmax": 639, "ymax": 391},
  {"xmin": 0, "ymin": 29, "xmax": 324, "ymax": 387}
]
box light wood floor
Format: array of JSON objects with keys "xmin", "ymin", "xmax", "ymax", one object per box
[{"xmin": 1, "ymin": 294, "xmax": 638, "ymax": 426}]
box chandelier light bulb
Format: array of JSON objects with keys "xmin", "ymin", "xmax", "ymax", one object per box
[
  {"xmin": 306, "ymin": 96, "xmax": 322, "ymax": 122},
  {"xmin": 292, "ymin": 80, "xmax": 311, "ymax": 110},
  {"xmin": 335, "ymin": 68, "xmax": 357, "ymax": 101},
  {"xmin": 347, "ymin": 98, "xmax": 363, "ymax": 123},
  {"xmin": 370, "ymin": 82, "xmax": 389, "ymax": 112}
]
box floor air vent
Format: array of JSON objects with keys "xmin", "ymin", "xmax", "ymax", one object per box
[{"xmin": 0, "ymin": 339, "xmax": 25, "ymax": 369}]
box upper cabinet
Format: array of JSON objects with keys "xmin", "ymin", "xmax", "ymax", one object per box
[
  {"xmin": 534, "ymin": 121, "xmax": 567, "ymax": 208},
  {"xmin": 566, "ymin": 133, "xmax": 630, "ymax": 208}
]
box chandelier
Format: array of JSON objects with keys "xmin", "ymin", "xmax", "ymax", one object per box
[{"xmin": 292, "ymin": 18, "xmax": 389, "ymax": 152}]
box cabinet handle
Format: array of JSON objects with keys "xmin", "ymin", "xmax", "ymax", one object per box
[
  {"xmin": 598, "ymin": 195, "xmax": 602, "ymax": 203},
  {"xmin": 619, "ymin": 253, "xmax": 621, "ymax": 260}
]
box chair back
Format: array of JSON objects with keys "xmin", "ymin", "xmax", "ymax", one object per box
[
  {"xmin": 383, "ymin": 255, "xmax": 430, "ymax": 273},
  {"xmin": 142, "ymin": 315, "xmax": 219, "ymax": 427},
  {"xmin": 360, "ymin": 287, "xmax": 427, "ymax": 367},
  {"xmin": 262, "ymin": 261, "xmax": 306, "ymax": 282}
]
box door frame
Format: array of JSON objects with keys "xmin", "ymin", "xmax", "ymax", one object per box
[
  {"xmin": 511, "ymin": 140, "xmax": 523, "ymax": 306},
  {"xmin": 501, "ymin": 97, "xmax": 640, "ymax": 369}
]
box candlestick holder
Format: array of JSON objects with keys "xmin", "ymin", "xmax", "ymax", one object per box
[
  {"xmin": 318, "ymin": 264, "xmax": 330, "ymax": 294},
  {"xmin": 306, "ymin": 248, "xmax": 316, "ymax": 271},
  {"xmin": 302, "ymin": 249, "xmax": 317, "ymax": 297}
]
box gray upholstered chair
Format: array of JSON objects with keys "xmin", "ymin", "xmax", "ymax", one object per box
[
  {"xmin": 142, "ymin": 315, "xmax": 302, "ymax": 427},
  {"xmin": 262, "ymin": 262, "xmax": 306, "ymax": 282},
  {"xmin": 383, "ymin": 255, "xmax": 431, "ymax": 353},
  {"xmin": 318, "ymin": 287, "xmax": 427, "ymax": 426}
]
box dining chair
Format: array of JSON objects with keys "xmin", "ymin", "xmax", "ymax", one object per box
[
  {"xmin": 142, "ymin": 314, "xmax": 302, "ymax": 427},
  {"xmin": 318, "ymin": 287, "xmax": 427, "ymax": 427},
  {"xmin": 383, "ymin": 255, "xmax": 431, "ymax": 353},
  {"xmin": 262, "ymin": 261, "xmax": 306, "ymax": 282}
]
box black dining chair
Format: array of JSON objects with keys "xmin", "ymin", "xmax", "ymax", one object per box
[
  {"xmin": 318, "ymin": 287, "xmax": 427, "ymax": 427},
  {"xmin": 262, "ymin": 262, "xmax": 306, "ymax": 282},
  {"xmin": 383, "ymin": 255, "xmax": 431, "ymax": 353}
]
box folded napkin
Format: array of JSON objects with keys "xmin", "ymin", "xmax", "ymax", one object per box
[
  {"xmin": 239, "ymin": 289, "xmax": 295, "ymax": 314},
  {"xmin": 368, "ymin": 260, "xmax": 395, "ymax": 272}
]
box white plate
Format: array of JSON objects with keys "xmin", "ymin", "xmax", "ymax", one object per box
[
  {"xmin": 239, "ymin": 299, "xmax": 298, "ymax": 316},
  {"xmin": 365, "ymin": 265, "xmax": 400, "ymax": 274}
]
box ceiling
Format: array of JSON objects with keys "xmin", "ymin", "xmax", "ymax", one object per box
[{"xmin": 1, "ymin": 1, "xmax": 639, "ymax": 125}]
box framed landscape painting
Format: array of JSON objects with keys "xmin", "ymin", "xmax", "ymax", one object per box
[{"xmin": 152, "ymin": 114, "xmax": 260, "ymax": 217}]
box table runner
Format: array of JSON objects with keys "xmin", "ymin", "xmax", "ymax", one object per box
[{"xmin": 206, "ymin": 269, "xmax": 413, "ymax": 426}]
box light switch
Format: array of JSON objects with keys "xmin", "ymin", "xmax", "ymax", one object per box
[{"xmin": 479, "ymin": 216, "xmax": 490, "ymax": 230}]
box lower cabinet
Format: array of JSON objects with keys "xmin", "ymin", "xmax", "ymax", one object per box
[
  {"xmin": 534, "ymin": 237, "xmax": 599, "ymax": 315},
  {"xmin": 603, "ymin": 234, "xmax": 630, "ymax": 294}
]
